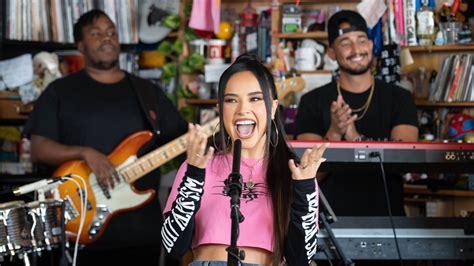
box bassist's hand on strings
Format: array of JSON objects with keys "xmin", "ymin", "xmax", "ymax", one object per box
[{"xmin": 81, "ymin": 147, "xmax": 118, "ymax": 189}]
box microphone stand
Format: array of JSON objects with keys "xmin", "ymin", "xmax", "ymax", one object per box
[
  {"xmin": 225, "ymin": 140, "xmax": 245, "ymax": 266},
  {"xmin": 316, "ymin": 189, "xmax": 354, "ymax": 266}
]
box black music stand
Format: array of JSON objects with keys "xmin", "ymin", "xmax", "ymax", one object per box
[{"xmin": 315, "ymin": 189, "xmax": 354, "ymax": 266}]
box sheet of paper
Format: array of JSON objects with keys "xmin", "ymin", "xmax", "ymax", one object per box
[
  {"xmin": 357, "ymin": 0, "xmax": 387, "ymax": 28},
  {"xmin": 204, "ymin": 64, "xmax": 231, "ymax": 83},
  {"xmin": 0, "ymin": 54, "xmax": 34, "ymax": 89}
]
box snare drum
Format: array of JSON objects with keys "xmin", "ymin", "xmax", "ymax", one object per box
[
  {"xmin": 0, "ymin": 201, "xmax": 32, "ymax": 256},
  {"xmin": 27, "ymin": 199, "xmax": 63, "ymax": 251}
]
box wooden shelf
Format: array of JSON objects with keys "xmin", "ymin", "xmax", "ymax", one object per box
[
  {"xmin": 274, "ymin": 31, "xmax": 327, "ymax": 40},
  {"xmin": 405, "ymin": 185, "xmax": 474, "ymax": 197},
  {"xmin": 222, "ymin": 0, "xmax": 358, "ymax": 2},
  {"xmin": 279, "ymin": 0, "xmax": 359, "ymax": 2},
  {"xmin": 415, "ymin": 99, "xmax": 474, "ymax": 107},
  {"xmin": 1, "ymin": 39, "xmax": 137, "ymax": 52},
  {"xmin": 185, "ymin": 99, "xmax": 217, "ymax": 106},
  {"xmin": 167, "ymin": 31, "xmax": 179, "ymax": 38},
  {"xmin": 1, "ymin": 31, "xmax": 178, "ymax": 51},
  {"xmin": 296, "ymin": 69, "xmax": 332, "ymax": 75},
  {"xmin": 404, "ymin": 44, "xmax": 474, "ymax": 53}
]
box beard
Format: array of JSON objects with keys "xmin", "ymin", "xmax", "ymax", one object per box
[
  {"xmin": 84, "ymin": 46, "xmax": 119, "ymax": 70},
  {"xmin": 90, "ymin": 59, "xmax": 119, "ymax": 70},
  {"xmin": 338, "ymin": 52, "xmax": 373, "ymax": 75}
]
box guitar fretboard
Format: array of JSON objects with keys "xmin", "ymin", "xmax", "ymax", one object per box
[{"xmin": 119, "ymin": 117, "xmax": 219, "ymax": 182}]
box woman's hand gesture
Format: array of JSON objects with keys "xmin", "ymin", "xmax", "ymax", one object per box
[
  {"xmin": 289, "ymin": 143, "xmax": 329, "ymax": 180},
  {"xmin": 186, "ymin": 123, "xmax": 214, "ymax": 169}
]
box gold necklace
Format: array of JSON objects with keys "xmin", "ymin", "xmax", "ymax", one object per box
[{"xmin": 337, "ymin": 81, "xmax": 375, "ymax": 121}]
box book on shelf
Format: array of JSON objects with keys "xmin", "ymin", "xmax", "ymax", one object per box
[
  {"xmin": 446, "ymin": 55, "xmax": 463, "ymax": 102},
  {"xmin": 5, "ymin": 0, "xmax": 138, "ymax": 44},
  {"xmin": 430, "ymin": 54, "xmax": 474, "ymax": 102}
]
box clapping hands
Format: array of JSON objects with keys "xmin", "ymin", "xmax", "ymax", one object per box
[{"xmin": 327, "ymin": 95, "xmax": 359, "ymax": 140}]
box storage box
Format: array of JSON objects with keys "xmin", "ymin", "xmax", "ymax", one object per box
[
  {"xmin": 0, "ymin": 92, "xmax": 30, "ymax": 120},
  {"xmin": 426, "ymin": 200, "xmax": 454, "ymax": 217},
  {"xmin": 282, "ymin": 15, "xmax": 302, "ymax": 33}
]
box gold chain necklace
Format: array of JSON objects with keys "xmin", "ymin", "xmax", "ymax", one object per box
[{"xmin": 336, "ymin": 81, "xmax": 375, "ymax": 121}]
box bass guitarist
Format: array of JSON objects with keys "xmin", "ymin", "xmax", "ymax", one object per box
[{"xmin": 25, "ymin": 9, "xmax": 187, "ymax": 266}]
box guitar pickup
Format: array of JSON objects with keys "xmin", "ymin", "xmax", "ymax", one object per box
[{"xmin": 76, "ymin": 188, "xmax": 93, "ymax": 210}]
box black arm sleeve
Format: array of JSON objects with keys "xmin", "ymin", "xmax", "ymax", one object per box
[
  {"xmin": 284, "ymin": 179, "xmax": 319, "ymax": 265},
  {"xmin": 161, "ymin": 165, "xmax": 205, "ymax": 258}
]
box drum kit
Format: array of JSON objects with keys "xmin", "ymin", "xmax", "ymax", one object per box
[{"xmin": 0, "ymin": 198, "xmax": 77, "ymax": 265}]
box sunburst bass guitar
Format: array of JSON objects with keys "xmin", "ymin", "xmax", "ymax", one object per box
[{"xmin": 55, "ymin": 77, "xmax": 305, "ymax": 244}]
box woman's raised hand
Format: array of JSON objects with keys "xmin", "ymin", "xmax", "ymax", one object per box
[
  {"xmin": 186, "ymin": 123, "xmax": 214, "ymax": 169},
  {"xmin": 289, "ymin": 143, "xmax": 329, "ymax": 180}
]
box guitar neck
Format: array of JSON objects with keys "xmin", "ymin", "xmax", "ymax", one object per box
[
  {"xmin": 119, "ymin": 134, "xmax": 188, "ymax": 183},
  {"xmin": 119, "ymin": 117, "xmax": 219, "ymax": 183}
]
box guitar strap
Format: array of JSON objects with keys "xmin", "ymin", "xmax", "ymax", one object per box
[{"xmin": 126, "ymin": 73, "xmax": 161, "ymax": 139}]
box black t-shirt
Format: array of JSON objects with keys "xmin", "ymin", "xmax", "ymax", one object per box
[
  {"xmin": 295, "ymin": 80, "xmax": 418, "ymax": 216},
  {"xmin": 295, "ymin": 79, "xmax": 418, "ymax": 140},
  {"xmin": 26, "ymin": 70, "xmax": 188, "ymax": 247}
]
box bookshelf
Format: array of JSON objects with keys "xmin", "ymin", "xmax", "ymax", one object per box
[
  {"xmin": 274, "ymin": 32, "xmax": 328, "ymax": 40},
  {"xmin": 405, "ymin": 186, "xmax": 474, "ymax": 197},
  {"xmin": 296, "ymin": 69, "xmax": 332, "ymax": 75},
  {"xmin": 404, "ymin": 184, "xmax": 474, "ymax": 217},
  {"xmin": 415, "ymin": 99, "xmax": 474, "ymax": 108},
  {"xmin": 270, "ymin": 0, "xmax": 359, "ymax": 50},
  {"xmin": 0, "ymin": 0, "xmax": 150, "ymax": 178},
  {"xmin": 405, "ymin": 44, "xmax": 474, "ymax": 53}
]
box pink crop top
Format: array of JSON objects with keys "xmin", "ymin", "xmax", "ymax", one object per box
[{"xmin": 163, "ymin": 154, "xmax": 274, "ymax": 252}]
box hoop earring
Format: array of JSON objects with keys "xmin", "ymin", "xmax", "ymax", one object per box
[
  {"xmin": 212, "ymin": 122, "xmax": 231, "ymax": 150},
  {"xmin": 270, "ymin": 119, "xmax": 279, "ymax": 147}
]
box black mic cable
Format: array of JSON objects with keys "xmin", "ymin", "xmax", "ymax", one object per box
[{"xmin": 370, "ymin": 151, "xmax": 404, "ymax": 266}]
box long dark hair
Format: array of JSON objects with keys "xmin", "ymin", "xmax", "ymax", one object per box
[{"xmin": 216, "ymin": 54, "xmax": 297, "ymax": 264}]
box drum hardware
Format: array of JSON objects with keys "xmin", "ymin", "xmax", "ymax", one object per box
[
  {"xmin": 27, "ymin": 199, "xmax": 63, "ymax": 251},
  {"xmin": 62, "ymin": 196, "xmax": 79, "ymax": 221},
  {"xmin": 0, "ymin": 201, "xmax": 32, "ymax": 257},
  {"xmin": 0, "ymin": 199, "xmax": 69, "ymax": 265}
]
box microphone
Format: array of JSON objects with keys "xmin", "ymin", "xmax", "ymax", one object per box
[
  {"xmin": 225, "ymin": 140, "xmax": 245, "ymax": 264},
  {"xmin": 226, "ymin": 139, "xmax": 242, "ymax": 201},
  {"xmin": 232, "ymin": 139, "xmax": 241, "ymax": 174},
  {"xmin": 13, "ymin": 176, "xmax": 64, "ymax": 196}
]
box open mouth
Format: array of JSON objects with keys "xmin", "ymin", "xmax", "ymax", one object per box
[
  {"xmin": 100, "ymin": 44, "xmax": 116, "ymax": 52},
  {"xmin": 347, "ymin": 53, "xmax": 368, "ymax": 62},
  {"xmin": 350, "ymin": 56, "xmax": 363, "ymax": 62},
  {"xmin": 235, "ymin": 119, "xmax": 256, "ymax": 138}
]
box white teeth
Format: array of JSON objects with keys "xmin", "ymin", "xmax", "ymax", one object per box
[{"xmin": 235, "ymin": 120, "xmax": 255, "ymax": 125}]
